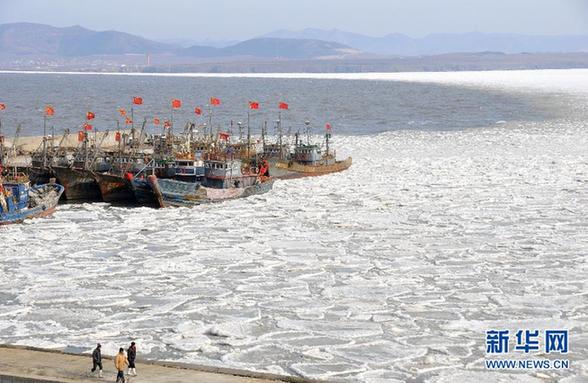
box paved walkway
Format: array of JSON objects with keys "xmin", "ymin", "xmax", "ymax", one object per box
[{"xmin": 0, "ymin": 346, "xmax": 310, "ymax": 383}]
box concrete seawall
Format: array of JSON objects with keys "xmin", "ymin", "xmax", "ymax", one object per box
[{"xmin": 0, "ymin": 345, "xmax": 321, "ymax": 383}]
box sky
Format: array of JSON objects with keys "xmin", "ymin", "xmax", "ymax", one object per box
[{"xmin": 0, "ymin": 0, "xmax": 587, "ymax": 41}]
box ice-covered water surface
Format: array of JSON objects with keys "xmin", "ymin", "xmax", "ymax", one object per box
[{"xmin": 1, "ymin": 122, "xmax": 587, "ymax": 382}]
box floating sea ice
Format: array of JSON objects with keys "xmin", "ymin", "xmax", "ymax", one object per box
[
  {"xmin": 355, "ymin": 369, "xmax": 410, "ymax": 383},
  {"xmin": 167, "ymin": 334, "xmax": 211, "ymax": 352},
  {"xmin": 277, "ymin": 319, "xmax": 383, "ymax": 339},
  {"xmin": 222, "ymin": 344, "xmax": 309, "ymax": 366},
  {"xmin": 424, "ymin": 370, "xmax": 545, "ymax": 383},
  {"xmin": 331, "ymin": 340, "xmax": 428, "ymax": 366},
  {"xmin": 289, "ymin": 362, "xmax": 367, "ymax": 380}
]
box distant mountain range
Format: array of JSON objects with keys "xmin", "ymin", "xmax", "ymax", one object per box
[
  {"xmin": 0, "ymin": 23, "xmax": 172, "ymax": 56},
  {"xmin": 181, "ymin": 38, "xmax": 358, "ymax": 59},
  {"xmin": 3, "ymin": 22, "xmax": 588, "ymax": 62},
  {"xmin": 262, "ymin": 28, "xmax": 588, "ymax": 55},
  {"xmin": 0, "ymin": 23, "xmax": 359, "ymax": 60}
]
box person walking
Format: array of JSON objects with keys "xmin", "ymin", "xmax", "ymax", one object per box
[
  {"xmin": 127, "ymin": 342, "xmax": 137, "ymax": 376},
  {"xmin": 114, "ymin": 347, "xmax": 128, "ymax": 383},
  {"xmin": 91, "ymin": 343, "xmax": 103, "ymax": 378}
]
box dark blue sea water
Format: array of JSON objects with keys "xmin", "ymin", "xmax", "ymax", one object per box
[{"xmin": 0, "ymin": 72, "xmax": 565, "ymax": 137}]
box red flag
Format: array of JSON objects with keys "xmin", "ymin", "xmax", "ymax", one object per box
[
  {"xmin": 77, "ymin": 131, "xmax": 85, "ymax": 142},
  {"xmin": 194, "ymin": 107, "xmax": 202, "ymax": 115},
  {"xmin": 125, "ymin": 117, "xmax": 133, "ymax": 125},
  {"xmin": 0, "ymin": 103, "xmax": 5, "ymax": 110},
  {"xmin": 325, "ymin": 123, "xmax": 332, "ymax": 131},
  {"xmin": 171, "ymin": 99, "xmax": 182, "ymax": 109},
  {"xmin": 83, "ymin": 123, "xmax": 93, "ymax": 131},
  {"xmin": 153, "ymin": 117, "xmax": 160, "ymax": 125},
  {"xmin": 210, "ymin": 97, "xmax": 221, "ymax": 106},
  {"xmin": 163, "ymin": 120, "xmax": 171, "ymax": 129},
  {"xmin": 86, "ymin": 111, "xmax": 95, "ymax": 120},
  {"xmin": 218, "ymin": 132, "xmax": 230, "ymax": 141},
  {"xmin": 118, "ymin": 108, "xmax": 127, "ymax": 117},
  {"xmin": 278, "ymin": 102, "xmax": 289, "ymax": 110},
  {"xmin": 45, "ymin": 105, "xmax": 55, "ymax": 116},
  {"xmin": 133, "ymin": 96, "xmax": 143, "ymax": 105},
  {"xmin": 115, "ymin": 131, "xmax": 121, "ymax": 142},
  {"xmin": 249, "ymin": 101, "xmax": 259, "ymax": 110}
]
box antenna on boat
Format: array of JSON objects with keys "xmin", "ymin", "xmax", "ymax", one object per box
[{"xmin": 305, "ymin": 120, "xmax": 311, "ymax": 145}]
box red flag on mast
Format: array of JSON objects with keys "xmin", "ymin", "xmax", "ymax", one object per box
[
  {"xmin": 86, "ymin": 111, "xmax": 95, "ymax": 120},
  {"xmin": 249, "ymin": 101, "xmax": 259, "ymax": 110},
  {"xmin": 83, "ymin": 123, "xmax": 93, "ymax": 131},
  {"xmin": 115, "ymin": 132, "xmax": 121, "ymax": 142},
  {"xmin": 77, "ymin": 131, "xmax": 85, "ymax": 142},
  {"xmin": 153, "ymin": 117, "xmax": 160, "ymax": 125},
  {"xmin": 194, "ymin": 107, "xmax": 202, "ymax": 115},
  {"xmin": 278, "ymin": 102, "xmax": 289, "ymax": 110},
  {"xmin": 210, "ymin": 97, "xmax": 221, "ymax": 106},
  {"xmin": 0, "ymin": 103, "xmax": 6, "ymax": 110},
  {"xmin": 325, "ymin": 123, "xmax": 332, "ymax": 131},
  {"xmin": 133, "ymin": 97, "xmax": 143, "ymax": 105},
  {"xmin": 45, "ymin": 105, "xmax": 55, "ymax": 116},
  {"xmin": 118, "ymin": 108, "xmax": 127, "ymax": 116},
  {"xmin": 171, "ymin": 99, "xmax": 182, "ymax": 109}
]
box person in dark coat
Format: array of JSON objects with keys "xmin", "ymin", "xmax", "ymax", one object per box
[
  {"xmin": 127, "ymin": 342, "xmax": 137, "ymax": 376},
  {"xmin": 91, "ymin": 343, "xmax": 103, "ymax": 378}
]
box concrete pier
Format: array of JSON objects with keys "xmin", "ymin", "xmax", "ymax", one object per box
[{"xmin": 0, "ymin": 345, "xmax": 316, "ymax": 383}]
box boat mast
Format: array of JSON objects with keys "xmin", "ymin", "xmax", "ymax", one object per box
[
  {"xmin": 51, "ymin": 124, "xmax": 55, "ymax": 164},
  {"xmin": 278, "ymin": 112, "xmax": 283, "ymax": 159},
  {"xmin": 208, "ymin": 104, "xmax": 213, "ymax": 142},
  {"xmin": 42, "ymin": 114, "xmax": 47, "ymax": 168},
  {"xmin": 12, "ymin": 124, "xmax": 21, "ymax": 174},
  {"xmin": 0, "ymin": 118, "xmax": 3, "ymax": 168},
  {"xmin": 261, "ymin": 121, "xmax": 267, "ymax": 148},
  {"xmin": 247, "ymin": 111, "xmax": 251, "ymax": 159}
]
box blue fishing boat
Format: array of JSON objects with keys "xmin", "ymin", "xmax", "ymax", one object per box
[{"xmin": 0, "ymin": 175, "xmax": 64, "ymax": 225}]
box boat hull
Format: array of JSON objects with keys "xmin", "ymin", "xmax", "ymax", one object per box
[
  {"xmin": 130, "ymin": 178, "xmax": 159, "ymax": 207},
  {"xmin": 147, "ymin": 175, "xmax": 274, "ymax": 208},
  {"xmin": 270, "ymin": 157, "xmax": 352, "ymax": 180},
  {"xmin": 52, "ymin": 167, "xmax": 102, "ymax": 201},
  {"xmin": 93, "ymin": 172, "xmax": 135, "ymax": 203},
  {"xmin": 0, "ymin": 183, "xmax": 64, "ymax": 225}
]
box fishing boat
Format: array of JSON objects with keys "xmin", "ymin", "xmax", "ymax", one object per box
[
  {"xmin": 268, "ymin": 122, "xmax": 352, "ymax": 179},
  {"xmin": 52, "ymin": 130, "xmax": 111, "ymax": 201},
  {"xmin": 145, "ymin": 155, "xmax": 274, "ymax": 208},
  {"xmin": 0, "ymin": 173, "xmax": 64, "ymax": 225},
  {"xmin": 93, "ymin": 170, "xmax": 135, "ymax": 203}
]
